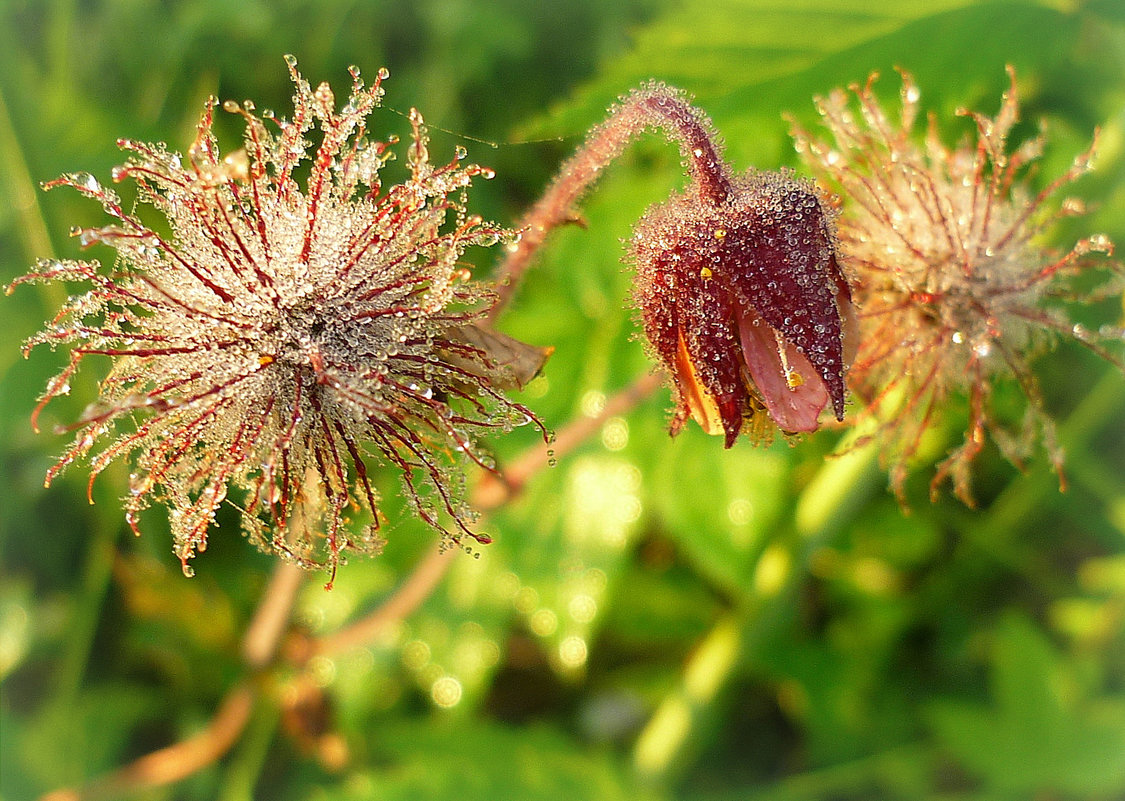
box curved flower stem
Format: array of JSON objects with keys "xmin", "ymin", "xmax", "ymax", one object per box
[
  {"xmin": 310, "ymin": 370, "xmax": 666, "ymax": 659},
  {"xmin": 489, "ymin": 85, "xmax": 730, "ymax": 320},
  {"xmin": 36, "ymin": 552, "xmax": 307, "ymax": 801},
  {"xmin": 475, "ymin": 370, "xmax": 665, "ymax": 510},
  {"xmin": 217, "ymin": 690, "xmax": 284, "ymax": 801},
  {"xmin": 242, "ymin": 561, "xmax": 306, "ymax": 669},
  {"xmin": 38, "ymin": 683, "xmax": 256, "ymax": 801},
  {"xmin": 33, "ymin": 368, "xmax": 666, "ymax": 799},
  {"xmin": 311, "ymin": 544, "xmax": 457, "ymax": 658}
]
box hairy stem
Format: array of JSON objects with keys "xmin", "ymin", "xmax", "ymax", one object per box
[{"xmin": 490, "ymin": 84, "xmax": 730, "ymax": 318}]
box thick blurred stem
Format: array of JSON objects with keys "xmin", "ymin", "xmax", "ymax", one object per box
[
  {"xmin": 310, "ymin": 544, "xmax": 457, "ymax": 658},
  {"xmin": 490, "ymin": 85, "xmax": 730, "ymax": 320},
  {"xmin": 243, "ymin": 497, "xmax": 317, "ymax": 667},
  {"xmin": 38, "ymin": 684, "xmax": 256, "ymax": 801},
  {"xmin": 474, "ymin": 371, "xmax": 664, "ymax": 510},
  {"xmin": 311, "ymin": 371, "xmax": 665, "ymax": 658},
  {"xmin": 242, "ymin": 561, "xmax": 305, "ymax": 669},
  {"xmin": 631, "ymin": 372, "xmax": 1125, "ymax": 783},
  {"xmin": 633, "ymin": 422, "xmax": 884, "ymax": 782},
  {"xmin": 37, "ymin": 530, "xmax": 307, "ymax": 801}
]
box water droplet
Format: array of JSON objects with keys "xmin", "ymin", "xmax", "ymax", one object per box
[{"xmin": 129, "ymin": 473, "xmax": 153, "ymax": 496}]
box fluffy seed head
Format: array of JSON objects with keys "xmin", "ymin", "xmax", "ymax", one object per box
[
  {"xmin": 10, "ymin": 57, "xmax": 545, "ymax": 580},
  {"xmin": 792, "ymin": 68, "xmax": 1122, "ymax": 501}
]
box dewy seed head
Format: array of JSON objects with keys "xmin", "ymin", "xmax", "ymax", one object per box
[
  {"xmin": 791, "ymin": 67, "xmax": 1121, "ymax": 502},
  {"xmin": 11, "ymin": 58, "xmax": 547, "ymax": 581}
]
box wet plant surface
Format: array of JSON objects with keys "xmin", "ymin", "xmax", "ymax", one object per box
[{"xmin": 1, "ymin": 2, "xmax": 1124, "ymax": 800}]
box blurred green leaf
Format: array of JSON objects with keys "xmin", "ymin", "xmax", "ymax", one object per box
[
  {"xmin": 926, "ymin": 612, "xmax": 1125, "ymax": 796},
  {"xmin": 322, "ymin": 719, "xmax": 665, "ymax": 801},
  {"xmin": 18, "ymin": 685, "xmax": 161, "ymax": 792}
]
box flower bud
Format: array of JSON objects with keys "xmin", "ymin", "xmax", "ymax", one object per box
[{"xmin": 631, "ymin": 170, "xmax": 853, "ymax": 446}]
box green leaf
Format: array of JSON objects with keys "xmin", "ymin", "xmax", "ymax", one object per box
[
  {"xmin": 926, "ymin": 612, "xmax": 1125, "ymax": 796},
  {"xmin": 321, "ymin": 719, "xmax": 666, "ymax": 801},
  {"xmin": 17, "ymin": 685, "xmax": 160, "ymax": 792},
  {"xmin": 527, "ymin": 0, "xmax": 1101, "ymax": 171}
]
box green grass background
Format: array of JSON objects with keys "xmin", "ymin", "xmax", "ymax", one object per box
[{"xmin": 2, "ymin": 1, "xmax": 1124, "ymax": 799}]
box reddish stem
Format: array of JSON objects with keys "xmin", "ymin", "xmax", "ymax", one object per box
[{"xmin": 490, "ymin": 84, "xmax": 730, "ymax": 318}]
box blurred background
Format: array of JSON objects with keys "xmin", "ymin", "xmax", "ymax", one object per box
[{"xmin": 2, "ymin": 1, "xmax": 1124, "ymax": 799}]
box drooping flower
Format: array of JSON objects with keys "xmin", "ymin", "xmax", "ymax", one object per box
[
  {"xmin": 497, "ymin": 80, "xmax": 853, "ymax": 445},
  {"xmin": 9, "ymin": 57, "xmax": 546, "ymax": 580},
  {"xmin": 791, "ymin": 68, "xmax": 1122, "ymax": 501},
  {"xmin": 630, "ymin": 167, "xmax": 854, "ymax": 446}
]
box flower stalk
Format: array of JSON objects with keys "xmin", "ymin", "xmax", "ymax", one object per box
[{"xmin": 495, "ymin": 82, "xmax": 853, "ymax": 446}]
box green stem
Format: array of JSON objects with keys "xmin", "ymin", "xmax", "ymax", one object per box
[
  {"xmin": 984, "ymin": 367, "xmax": 1125, "ymax": 534},
  {"xmin": 217, "ymin": 686, "xmax": 280, "ymax": 801},
  {"xmin": 631, "ymin": 433, "xmax": 882, "ymax": 783},
  {"xmin": 723, "ymin": 743, "xmax": 928, "ymax": 801},
  {"xmin": 631, "ymin": 368, "xmax": 1124, "ymax": 785},
  {"xmin": 50, "ymin": 465, "xmax": 125, "ymax": 787},
  {"xmin": 0, "ymin": 83, "xmax": 56, "ymax": 267},
  {"xmin": 54, "ymin": 511, "xmax": 119, "ymax": 704}
]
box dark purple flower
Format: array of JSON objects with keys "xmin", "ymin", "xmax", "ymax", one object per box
[{"xmin": 631, "ymin": 170, "xmax": 854, "ymax": 446}]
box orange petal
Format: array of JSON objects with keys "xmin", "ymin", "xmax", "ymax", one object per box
[{"xmin": 673, "ymin": 331, "xmax": 726, "ymax": 436}]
